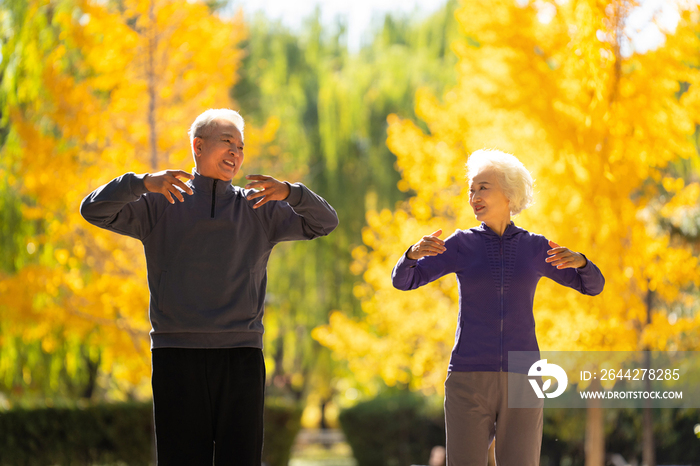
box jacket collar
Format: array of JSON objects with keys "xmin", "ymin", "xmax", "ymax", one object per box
[
  {"xmin": 190, "ymin": 170, "xmax": 232, "ymax": 196},
  {"xmin": 476, "ymin": 221, "xmax": 522, "ymax": 238}
]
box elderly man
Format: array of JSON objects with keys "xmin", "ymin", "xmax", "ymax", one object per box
[{"xmin": 81, "ymin": 108, "xmax": 338, "ymax": 465}]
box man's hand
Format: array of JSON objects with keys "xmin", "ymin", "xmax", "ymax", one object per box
[
  {"xmin": 245, "ymin": 175, "xmax": 291, "ymax": 209},
  {"xmin": 144, "ymin": 170, "xmax": 194, "ymax": 204},
  {"xmin": 406, "ymin": 230, "xmax": 446, "ymax": 260},
  {"xmin": 545, "ymin": 240, "xmax": 587, "ymax": 269}
]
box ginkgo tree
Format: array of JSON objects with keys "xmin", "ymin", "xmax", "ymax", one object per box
[
  {"xmin": 314, "ymin": 0, "xmax": 700, "ymax": 462},
  {"xmin": 0, "ymin": 0, "xmax": 273, "ymax": 402}
]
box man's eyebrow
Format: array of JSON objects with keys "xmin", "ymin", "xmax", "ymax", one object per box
[{"xmin": 220, "ymin": 133, "xmax": 244, "ymax": 146}]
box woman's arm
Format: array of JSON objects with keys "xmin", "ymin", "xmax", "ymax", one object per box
[
  {"xmin": 392, "ymin": 230, "xmax": 459, "ymax": 290},
  {"xmin": 542, "ymin": 239, "xmax": 605, "ymax": 296}
]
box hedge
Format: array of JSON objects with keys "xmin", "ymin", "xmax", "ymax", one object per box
[
  {"xmin": 0, "ymin": 402, "xmax": 153, "ymax": 466},
  {"xmin": 0, "ymin": 399, "xmax": 303, "ymax": 466},
  {"xmin": 541, "ymin": 407, "xmax": 700, "ymax": 466},
  {"xmin": 263, "ymin": 399, "xmax": 304, "ymax": 466},
  {"xmin": 338, "ymin": 392, "xmax": 444, "ymax": 466},
  {"xmin": 339, "ymin": 393, "xmax": 700, "ymax": 466}
]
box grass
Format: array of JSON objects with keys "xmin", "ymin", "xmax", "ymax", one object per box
[{"xmin": 289, "ymin": 439, "xmax": 357, "ymax": 466}]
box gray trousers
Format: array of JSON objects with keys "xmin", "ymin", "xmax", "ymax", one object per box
[{"xmin": 444, "ymin": 371, "xmax": 543, "ymax": 466}]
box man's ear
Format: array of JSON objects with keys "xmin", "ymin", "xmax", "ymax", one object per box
[{"xmin": 193, "ymin": 137, "xmax": 202, "ymax": 157}]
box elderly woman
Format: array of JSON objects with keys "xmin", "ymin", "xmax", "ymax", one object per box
[{"xmin": 392, "ymin": 149, "xmax": 604, "ymax": 465}]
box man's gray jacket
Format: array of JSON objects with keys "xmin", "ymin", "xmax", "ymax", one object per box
[{"xmin": 80, "ymin": 171, "xmax": 338, "ymax": 349}]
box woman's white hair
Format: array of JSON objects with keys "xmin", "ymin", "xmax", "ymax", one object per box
[
  {"xmin": 188, "ymin": 109, "xmax": 245, "ymax": 147},
  {"xmin": 466, "ymin": 149, "xmax": 534, "ymax": 216}
]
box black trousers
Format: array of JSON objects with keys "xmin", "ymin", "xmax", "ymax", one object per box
[{"xmin": 151, "ymin": 347, "xmax": 266, "ymax": 465}]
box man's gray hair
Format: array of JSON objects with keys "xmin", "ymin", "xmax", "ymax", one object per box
[
  {"xmin": 466, "ymin": 149, "xmax": 534, "ymax": 216},
  {"xmin": 189, "ymin": 109, "xmax": 245, "ymax": 145}
]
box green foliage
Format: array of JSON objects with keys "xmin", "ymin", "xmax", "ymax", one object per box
[
  {"xmin": 338, "ymin": 396, "xmax": 700, "ymax": 466},
  {"xmin": 0, "ymin": 335, "xmax": 102, "ymax": 408},
  {"xmin": 262, "ymin": 399, "xmax": 304, "ymax": 466},
  {"xmin": 540, "ymin": 409, "xmax": 586, "ymax": 466},
  {"xmin": 338, "ymin": 391, "xmax": 444, "ymax": 466},
  {"xmin": 0, "ymin": 0, "xmax": 55, "ymax": 272},
  {"xmin": 0, "ymin": 177, "xmax": 30, "ymax": 274},
  {"xmin": 0, "ymin": 402, "xmax": 153, "ymax": 466},
  {"xmin": 0, "ymin": 400, "xmax": 306, "ymax": 465},
  {"xmin": 607, "ymin": 408, "xmax": 700, "ymax": 464},
  {"xmin": 233, "ymin": 1, "xmax": 459, "ymax": 407},
  {"xmin": 540, "ymin": 408, "xmax": 700, "ymax": 465}
]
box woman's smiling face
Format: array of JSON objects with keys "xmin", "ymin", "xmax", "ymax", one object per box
[{"xmin": 469, "ymin": 168, "xmax": 511, "ymax": 226}]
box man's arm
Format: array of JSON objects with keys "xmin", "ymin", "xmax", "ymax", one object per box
[
  {"xmin": 80, "ymin": 170, "xmax": 193, "ymax": 240},
  {"xmin": 245, "ymin": 174, "xmax": 338, "ymax": 242}
]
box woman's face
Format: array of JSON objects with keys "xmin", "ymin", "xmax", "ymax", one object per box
[{"xmin": 469, "ymin": 168, "xmax": 511, "ymax": 225}]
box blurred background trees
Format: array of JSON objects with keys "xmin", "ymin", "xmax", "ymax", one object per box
[
  {"xmin": 315, "ymin": 0, "xmax": 700, "ymax": 397},
  {"xmin": 0, "ymin": 0, "xmax": 249, "ymax": 404},
  {"xmin": 1, "ymin": 0, "xmax": 699, "ymax": 463},
  {"xmin": 0, "ymin": 0, "xmax": 460, "ymax": 409},
  {"xmin": 232, "ymin": 2, "xmax": 460, "ymax": 423},
  {"xmin": 311, "ymin": 0, "xmax": 700, "ymax": 462}
]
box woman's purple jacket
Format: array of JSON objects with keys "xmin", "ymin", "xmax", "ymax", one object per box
[{"xmin": 392, "ymin": 222, "xmax": 605, "ymax": 373}]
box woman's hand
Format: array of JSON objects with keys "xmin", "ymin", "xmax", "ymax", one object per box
[
  {"xmin": 545, "ymin": 240, "xmax": 587, "ymax": 269},
  {"xmin": 407, "ymin": 230, "xmax": 446, "ymax": 260}
]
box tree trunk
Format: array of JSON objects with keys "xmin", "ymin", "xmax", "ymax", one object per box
[
  {"xmin": 642, "ymin": 401, "xmax": 655, "ymax": 466},
  {"xmin": 148, "ymin": 0, "xmax": 158, "ymax": 170},
  {"xmin": 642, "ymin": 288, "xmax": 655, "ymax": 466},
  {"xmin": 80, "ymin": 347, "xmax": 100, "ymax": 400},
  {"xmin": 585, "ymin": 390, "xmax": 604, "ymax": 466}
]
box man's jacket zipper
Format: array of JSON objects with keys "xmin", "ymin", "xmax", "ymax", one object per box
[{"xmin": 211, "ymin": 180, "xmax": 218, "ymax": 218}]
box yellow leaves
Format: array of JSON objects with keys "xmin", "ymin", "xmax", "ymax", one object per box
[
  {"xmin": 661, "ymin": 181, "xmax": 700, "ymax": 214},
  {"xmin": 41, "ymin": 334, "xmax": 59, "ymax": 354},
  {"xmin": 317, "ymin": 200, "xmax": 466, "ymax": 391},
  {"xmin": 0, "ymin": 0, "xmax": 250, "ymax": 398},
  {"xmin": 641, "ymin": 310, "xmax": 700, "ymax": 351},
  {"xmin": 409, "ymin": 197, "xmax": 436, "ymax": 222},
  {"xmin": 261, "ymin": 115, "xmax": 281, "ymax": 142},
  {"xmin": 350, "ymin": 246, "xmax": 368, "ymax": 277},
  {"xmin": 314, "ymin": 297, "xmax": 454, "ymax": 392},
  {"xmin": 240, "ymin": 116, "xmax": 281, "ymax": 172},
  {"xmin": 72, "ymin": 241, "xmax": 86, "ymax": 260},
  {"xmin": 313, "ymin": 0, "xmax": 700, "ymax": 395},
  {"xmin": 21, "ymin": 205, "xmax": 43, "ymax": 220},
  {"xmin": 54, "ymin": 249, "xmax": 70, "ymax": 265}
]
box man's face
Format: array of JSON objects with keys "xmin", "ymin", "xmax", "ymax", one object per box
[{"xmin": 193, "ymin": 119, "xmax": 244, "ymax": 181}]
